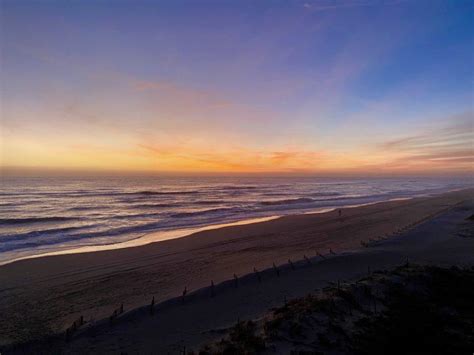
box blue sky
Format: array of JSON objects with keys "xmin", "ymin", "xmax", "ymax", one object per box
[{"xmin": 1, "ymin": 0, "xmax": 473, "ymax": 174}]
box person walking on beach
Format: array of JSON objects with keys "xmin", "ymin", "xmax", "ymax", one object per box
[{"xmin": 338, "ymin": 209, "xmax": 342, "ymax": 217}]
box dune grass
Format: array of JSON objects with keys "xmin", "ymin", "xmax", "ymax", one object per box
[{"xmin": 195, "ymin": 264, "xmax": 474, "ymax": 354}]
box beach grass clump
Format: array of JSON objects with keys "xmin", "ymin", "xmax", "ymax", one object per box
[
  {"xmin": 262, "ymin": 292, "xmax": 349, "ymax": 350},
  {"xmin": 198, "ymin": 264, "xmax": 474, "ymax": 354},
  {"xmin": 333, "ymin": 287, "xmax": 360, "ymax": 310},
  {"xmin": 199, "ymin": 320, "xmax": 265, "ymax": 354},
  {"xmin": 350, "ymin": 266, "xmax": 474, "ymax": 355}
]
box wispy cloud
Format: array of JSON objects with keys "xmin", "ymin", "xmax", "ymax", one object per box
[
  {"xmin": 303, "ymin": 0, "xmax": 404, "ymax": 12},
  {"xmin": 137, "ymin": 143, "xmax": 332, "ymax": 172},
  {"xmin": 374, "ymin": 112, "xmax": 473, "ymax": 172},
  {"xmin": 379, "ymin": 112, "xmax": 472, "ymax": 151}
]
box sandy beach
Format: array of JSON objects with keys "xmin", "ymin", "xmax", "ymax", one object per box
[{"xmin": 0, "ymin": 188, "xmax": 473, "ymax": 352}]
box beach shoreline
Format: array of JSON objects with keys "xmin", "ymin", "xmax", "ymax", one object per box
[
  {"xmin": 0, "ymin": 199, "xmax": 409, "ymax": 267},
  {"xmin": 0, "ymin": 215, "xmax": 282, "ymax": 267},
  {"xmin": 1, "ymin": 188, "xmax": 467, "ymax": 267},
  {"xmin": 2, "ymin": 176, "xmax": 469, "ymax": 268},
  {"xmin": 0, "ymin": 188, "xmax": 473, "ymax": 348}
]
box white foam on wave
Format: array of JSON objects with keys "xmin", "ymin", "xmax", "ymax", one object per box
[{"xmin": 0, "ymin": 215, "xmax": 279, "ymax": 266}]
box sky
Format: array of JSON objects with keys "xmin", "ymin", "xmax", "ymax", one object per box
[{"xmin": 1, "ymin": 0, "xmax": 473, "ymax": 176}]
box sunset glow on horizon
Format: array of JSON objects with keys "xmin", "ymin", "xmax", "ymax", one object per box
[{"xmin": 1, "ymin": 0, "xmax": 473, "ymax": 176}]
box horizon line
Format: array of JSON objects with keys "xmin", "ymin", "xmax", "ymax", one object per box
[{"xmin": 1, "ymin": 166, "xmax": 472, "ymax": 179}]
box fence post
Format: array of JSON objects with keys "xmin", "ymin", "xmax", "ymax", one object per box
[
  {"xmin": 288, "ymin": 259, "xmax": 295, "ymax": 270},
  {"xmin": 233, "ymin": 274, "xmax": 239, "ymax": 288},
  {"xmin": 150, "ymin": 296, "xmax": 155, "ymax": 315},
  {"xmin": 210, "ymin": 280, "xmax": 215, "ymax": 298},
  {"xmin": 273, "ymin": 262, "xmax": 280, "ymax": 277},
  {"xmin": 182, "ymin": 287, "xmax": 187, "ymax": 304}
]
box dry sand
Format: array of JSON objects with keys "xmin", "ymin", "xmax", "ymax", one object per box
[{"xmin": 0, "ymin": 188, "xmax": 473, "ymax": 352}]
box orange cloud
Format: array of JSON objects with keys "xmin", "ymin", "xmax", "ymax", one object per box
[{"xmin": 136, "ymin": 142, "xmax": 357, "ymax": 173}]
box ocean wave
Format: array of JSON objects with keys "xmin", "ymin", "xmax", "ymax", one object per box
[
  {"xmin": 215, "ymin": 185, "xmax": 258, "ymax": 190},
  {"xmin": 67, "ymin": 205, "xmax": 110, "ymax": 211},
  {"xmin": 0, "ymin": 216, "xmax": 77, "ymax": 225},
  {"xmin": 108, "ymin": 212, "xmax": 163, "ymax": 220},
  {"xmin": 0, "ymin": 241, "xmax": 57, "ymax": 253},
  {"xmin": 127, "ymin": 203, "xmax": 177, "ymax": 209},
  {"xmin": 171, "ymin": 207, "xmax": 240, "ymax": 218},
  {"xmin": 1, "ymin": 222, "xmax": 165, "ymax": 252},
  {"xmin": 0, "ymin": 191, "xmax": 102, "ymax": 197},
  {"xmin": 309, "ymin": 192, "xmax": 341, "ymax": 197},
  {"xmin": 193, "ymin": 200, "xmax": 224, "ymax": 205},
  {"xmin": 0, "ymin": 225, "xmax": 97, "ymax": 243},
  {"xmin": 261, "ymin": 192, "xmax": 290, "ymax": 197},
  {"xmin": 129, "ymin": 200, "xmax": 224, "ymax": 209},
  {"xmin": 0, "ymin": 202, "xmax": 18, "ymax": 207},
  {"xmin": 126, "ymin": 190, "xmax": 200, "ymax": 196},
  {"xmin": 260, "ymin": 198, "xmax": 315, "ymax": 206},
  {"xmin": 0, "ymin": 190, "xmax": 200, "ymax": 198},
  {"xmin": 0, "ymin": 225, "xmax": 124, "ymax": 252}
]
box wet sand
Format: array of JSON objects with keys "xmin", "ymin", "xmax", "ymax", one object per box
[{"xmin": 0, "ymin": 188, "xmax": 472, "ymax": 349}]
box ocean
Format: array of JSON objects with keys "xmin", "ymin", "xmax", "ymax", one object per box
[{"xmin": 0, "ymin": 176, "xmax": 471, "ymax": 264}]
